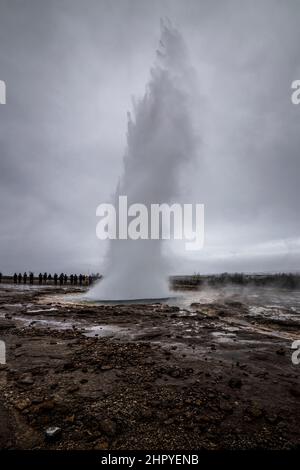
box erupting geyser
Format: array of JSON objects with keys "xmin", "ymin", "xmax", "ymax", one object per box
[{"xmin": 87, "ymin": 20, "xmax": 198, "ymax": 301}]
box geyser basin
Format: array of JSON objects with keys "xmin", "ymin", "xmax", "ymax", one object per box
[{"xmin": 81, "ymin": 296, "xmax": 174, "ymax": 305}]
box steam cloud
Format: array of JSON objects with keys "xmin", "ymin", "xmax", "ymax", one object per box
[{"xmin": 87, "ymin": 20, "xmax": 198, "ymax": 300}]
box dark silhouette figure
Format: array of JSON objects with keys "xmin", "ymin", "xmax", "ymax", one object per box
[
  {"xmin": 54, "ymin": 273, "xmax": 58, "ymax": 285},
  {"xmin": 0, "ymin": 272, "xmax": 2, "ymax": 283},
  {"xmin": 79, "ymin": 274, "xmax": 83, "ymax": 286},
  {"xmin": 43, "ymin": 272, "xmax": 47, "ymax": 284},
  {"xmin": 70, "ymin": 274, "xmax": 74, "ymax": 285},
  {"xmin": 38, "ymin": 273, "xmax": 43, "ymax": 285},
  {"xmin": 18, "ymin": 273, "xmax": 22, "ymax": 284},
  {"xmin": 13, "ymin": 273, "xmax": 18, "ymax": 284},
  {"xmin": 23, "ymin": 272, "xmax": 27, "ymax": 284},
  {"xmin": 74, "ymin": 274, "xmax": 78, "ymax": 285},
  {"xmin": 47, "ymin": 274, "xmax": 52, "ymax": 283},
  {"xmin": 59, "ymin": 273, "xmax": 64, "ymax": 286},
  {"xmin": 29, "ymin": 272, "xmax": 34, "ymax": 285},
  {"xmin": 64, "ymin": 274, "xmax": 68, "ymax": 285}
]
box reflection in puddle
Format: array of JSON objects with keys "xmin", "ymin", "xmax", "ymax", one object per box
[
  {"xmin": 84, "ymin": 324, "xmax": 130, "ymax": 338},
  {"xmin": 27, "ymin": 308, "xmax": 58, "ymax": 313},
  {"xmin": 15, "ymin": 316, "xmax": 73, "ymax": 330},
  {"xmin": 212, "ymin": 331, "xmax": 236, "ymax": 343}
]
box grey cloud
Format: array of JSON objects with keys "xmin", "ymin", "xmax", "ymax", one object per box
[{"xmin": 0, "ymin": 0, "xmax": 300, "ymax": 274}]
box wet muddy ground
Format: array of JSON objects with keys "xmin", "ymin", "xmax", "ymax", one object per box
[{"xmin": 0, "ymin": 284, "xmax": 300, "ymax": 450}]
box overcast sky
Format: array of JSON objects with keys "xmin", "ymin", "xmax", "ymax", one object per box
[{"xmin": 0, "ymin": 0, "xmax": 300, "ymax": 275}]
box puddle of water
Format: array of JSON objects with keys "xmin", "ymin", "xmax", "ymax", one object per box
[
  {"xmin": 248, "ymin": 305, "xmax": 300, "ymax": 323},
  {"xmin": 15, "ymin": 316, "xmax": 73, "ymax": 330},
  {"xmin": 84, "ymin": 324, "xmax": 130, "ymax": 338},
  {"xmin": 13, "ymin": 313, "xmax": 135, "ymax": 340},
  {"xmin": 27, "ymin": 308, "xmax": 58, "ymax": 313},
  {"xmin": 0, "ymin": 284, "xmax": 54, "ymax": 291},
  {"xmin": 212, "ymin": 331, "xmax": 236, "ymax": 343}
]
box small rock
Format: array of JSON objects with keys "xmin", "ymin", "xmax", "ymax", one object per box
[
  {"xmin": 32, "ymin": 399, "xmax": 55, "ymax": 413},
  {"xmin": 277, "ymin": 421, "xmax": 287, "ymax": 431},
  {"xmin": 94, "ymin": 439, "xmax": 109, "ymax": 450},
  {"xmin": 18, "ymin": 373, "xmax": 34, "ymax": 386},
  {"xmin": 67, "ymin": 385, "xmax": 79, "ymax": 393},
  {"xmin": 64, "ymin": 414, "xmax": 75, "ymax": 424},
  {"xmin": 14, "ymin": 398, "xmax": 31, "ymax": 411},
  {"xmin": 165, "ymin": 306, "xmax": 180, "ymax": 313},
  {"xmin": 164, "ymin": 418, "xmax": 174, "ymax": 425},
  {"xmin": 219, "ymin": 401, "xmax": 233, "ymax": 413},
  {"xmin": 63, "ymin": 361, "xmax": 75, "ymax": 370},
  {"xmin": 0, "ymin": 319, "xmax": 15, "ymax": 330},
  {"xmin": 99, "ymin": 418, "xmax": 117, "ymax": 437},
  {"xmin": 167, "ymin": 368, "xmax": 181, "ymax": 378},
  {"xmin": 140, "ymin": 409, "xmax": 153, "ymax": 419},
  {"xmin": 249, "ymin": 403, "xmax": 263, "ymax": 418},
  {"xmin": 266, "ymin": 413, "xmax": 278, "ymax": 424},
  {"xmin": 228, "ymin": 378, "xmax": 242, "ymax": 389},
  {"xmin": 45, "ymin": 426, "xmax": 61, "ymax": 441},
  {"xmin": 289, "ymin": 386, "xmax": 300, "ymax": 398}
]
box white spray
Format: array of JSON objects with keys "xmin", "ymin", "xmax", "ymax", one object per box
[{"xmin": 87, "ymin": 21, "xmax": 198, "ymax": 300}]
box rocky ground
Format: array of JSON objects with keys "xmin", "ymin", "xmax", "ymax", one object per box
[{"xmin": 0, "ymin": 284, "xmax": 300, "ymax": 450}]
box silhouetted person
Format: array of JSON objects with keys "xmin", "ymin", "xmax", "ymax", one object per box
[
  {"xmin": 43, "ymin": 272, "xmax": 47, "ymax": 284},
  {"xmin": 13, "ymin": 273, "xmax": 18, "ymax": 284},
  {"xmin": 70, "ymin": 274, "xmax": 74, "ymax": 285},
  {"xmin": 29, "ymin": 272, "xmax": 34, "ymax": 285},
  {"xmin": 38, "ymin": 273, "xmax": 43, "ymax": 285},
  {"xmin": 59, "ymin": 273, "xmax": 64, "ymax": 286},
  {"xmin": 23, "ymin": 272, "xmax": 27, "ymax": 284},
  {"xmin": 79, "ymin": 274, "xmax": 83, "ymax": 286},
  {"xmin": 18, "ymin": 273, "xmax": 22, "ymax": 284},
  {"xmin": 54, "ymin": 273, "xmax": 58, "ymax": 285},
  {"xmin": 0, "ymin": 273, "xmax": 2, "ymax": 283},
  {"xmin": 74, "ymin": 274, "xmax": 78, "ymax": 285},
  {"xmin": 47, "ymin": 274, "xmax": 52, "ymax": 283},
  {"xmin": 64, "ymin": 274, "xmax": 68, "ymax": 285}
]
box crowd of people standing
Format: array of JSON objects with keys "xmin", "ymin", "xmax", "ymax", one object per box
[{"xmin": 0, "ymin": 272, "xmax": 96, "ymax": 286}]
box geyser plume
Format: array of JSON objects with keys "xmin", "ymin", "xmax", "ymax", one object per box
[{"xmin": 88, "ymin": 21, "xmax": 197, "ymax": 300}]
